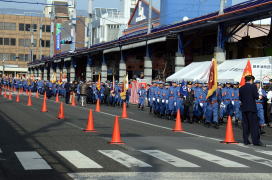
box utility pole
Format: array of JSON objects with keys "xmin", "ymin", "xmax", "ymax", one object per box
[
  {"xmin": 39, "ymin": 17, "xmax": 43, "ymax": 59},
  {"xmin": 219, "ymin": 0, "xmax": 225, "ymax": 15},
  {"xmin": 147, "ymin": 0, "xmax": 152, "ymax": 34},
  {"xmin": 50, "ymin": 3, "xmax": 55, "ymax": 57},
  {"xmin": 69, "ymin": 0, "xmax": 76, "ymax": 52},
  {"xmin": 30, "ymin": 24, "xmax": 34, "ymax": 62},
  {"xmin": 88, "ymin": 0, "xmax": 93, "ymax": 47}
]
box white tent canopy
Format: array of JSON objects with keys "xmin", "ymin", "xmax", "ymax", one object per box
[
  {"xmin": 166, "ymin": 61, "xmax": 211, "ymax": 82},
  {"xmin": 166, "ymin": 56, "xmax": 272, "ymax": 83}
]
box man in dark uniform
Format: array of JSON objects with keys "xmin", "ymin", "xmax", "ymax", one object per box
[
  {"xmin": 184, "ymin": 81, "xmax": 195, "ymax": 123},
  {"xmin": 239, "ymin": 75, "xmax": 265, "ymax": 146},
  {"xmin": 64, "ymin": 81, "xmax": 71, "ymax": 104}
]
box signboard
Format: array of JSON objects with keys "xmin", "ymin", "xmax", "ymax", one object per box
[{"xmin": 56, "ymin": 23, "xmax": 62, "ymax": 50}]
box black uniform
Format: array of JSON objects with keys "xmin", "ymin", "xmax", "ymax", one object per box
[{"xmin": 239, "ymin": 83, "xmax": 260, "ymax": 145}]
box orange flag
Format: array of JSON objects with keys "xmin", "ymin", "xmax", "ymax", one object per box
[
  {"xmin": 239, "ymin": 60, "xmax": 252, "ymax": 87},
  {"xmin": 97, "ymin": 73, "xmax": 101, "ymax": 91},
  {"xmin": 206, "ymin": 58, "xmax": 218, "ymax": 99}
]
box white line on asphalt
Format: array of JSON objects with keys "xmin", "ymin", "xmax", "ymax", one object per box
[
  {"xmin": 140, "ymin": 150, "xmax": 199, "ymax": 167},
  {"xmin": 218, "ymin": 150, "xmax": 272, "ymax": 167},
  {"xmin": 0, "ymin": 148, "xmax": 2, "ymax": 153},
  {"xmin": 57, "ymin": 151, "xmax": 103, "ymax": 169},
  {"xmin": 256, "ymin": 151, "xmax": 272, "ymax": 156},
  {"xmin": 15, "ymin": 151, "xmax": 52, "ymax": 170},
  {"xmin": 179, "ymin": 149, "xmax": 248, "ymax": 168},
  {"xmin": 98, "ymin": 150, "xmax": 152, "ymax": 168}
]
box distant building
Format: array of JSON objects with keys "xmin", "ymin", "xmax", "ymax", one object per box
[{"xmin": 0, "ymin": 14, "xmax": 51, "ymax": 76}]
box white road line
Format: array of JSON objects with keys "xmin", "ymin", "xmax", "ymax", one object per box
[
  {"xmin": 140, "ymin": 150, "xmax": 199, "ymax": 167},
  {"xmin": 218, "ymin": 150, "xmax": 272, "ymax": 167},
  {"xmin": 179, "ymin": 149, "xmax": 248, "ymax": 168},
  {"xmin": 256, "ymin": 151, "xmax": 272, "ymax": 156},
  {"xmin": 98, "ymin": 150, "xmax": 152, "ymax": 168},
  {"xmin": 15, "ymin": 151, "xmax": 52, "ymax": 170},
  {"xmin": 57, "ymin": 151, "xmax": 102, "ymax": 169},
  {"xmin": 0, "ymin": 148, "xmax": 2, "ymax": 153}
]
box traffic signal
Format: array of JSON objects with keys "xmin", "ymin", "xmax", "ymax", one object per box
[{"xmin": 60, "ymin": 40, "xmax": 72, "ymax": 44}]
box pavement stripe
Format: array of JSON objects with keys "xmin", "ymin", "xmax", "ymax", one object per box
[
  {"xmin": 0, "ymin": 148, "xmax": 2, "ymax": 153},
  {"xmin": 98, "ymin": 150, "xmax": 152, "ymax": 168},
  {"xmin": 15, "ymin": 151, "xmax": 52, "ymax": 170},
  {"xmin": 218, "ymin": 150, "xmax": 272, "ymax": 167},
  {"xmin": 140, "ymin": 150, "xmax": 199, "ymax": 167},
  {"xmin": 256, "ymin": 151, "xmax": 272, "ymax": 156},
  {"xmin": 67, "ymin": 172, "xmax": 272, "ymax": 180},
  {"xmin": 57, "ymin": 151, "xmax": 103, "ymax": 169},
  {"xmin": 178, "ymin": 149, "xmax": 248, "ymax": 167}
]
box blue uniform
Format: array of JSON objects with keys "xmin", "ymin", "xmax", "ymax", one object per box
[
  {"xmin": 256, "ymin": 88, "xmax": 266, "ymax": 126},
  {"xmin": 138, "ymin": 88, "xmax": 147, "ymax": 108},
  {"xmin": 220, "ymin": 86, "xmax": 234, "ymax": 118},
  {"xmin": 206, "ymin": 89, "xmax": 220, "ymax": 123},
  {"xmin": 232, "ymin": 87, "xmax": 242, "ymax": 121},
  {"xmin": 160, "ymin": 87, "xmax": 169, "ymax": 115}
]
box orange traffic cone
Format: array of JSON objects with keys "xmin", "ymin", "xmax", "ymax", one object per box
[
  {"xmin": 4, "ymin": 90, "xmax": 7, "ymax": 98},
  {"xmin": 0, "ymin": 89, "xmax": 2, "ymax": 96},
  {"xmin": 55, "ymin": 93, "xmax": 60, "ymax": 103},
  {"xmin": 172, "ymin": 109, "xmax": 184, "ymax": 132},
  {"xmin": 36, "ymin": 91, "xmax": 39, "ymax": 98},
  {"xmin": 27, "ymin": 94, "xmax": 32, "ymax": 106},
  {"xmin": 8, "ymin": 92, "xmax": 12, "ymax": 100},
  {"xmin": 71, "ymin": 94, "xmax": 76, "ymax": 106},
  {"xmin": 83, "ymin": 109, "xmax": 96, "ymax": 132},
  {"xmin": 26, "ymin": 89, "xmax": 28, "ymax": 95},
  {"xmin": 16, "ymin": 92, "xmax": 20, "ymax": 103},
  {"xmin": 13, "ymin": 87, "xmax": 16, "ymax": 92},
  {"xmin": 220, "ymin": 116, "xmax": 238, "ymax": 144},
  {"xmin": 121, "ymin": 102, "xmax": 128, "ymax": 118},
  {"xmin": 95, "ymin": 99, "xmax": 100, "ymax": 112},
  {"xmin": 109, "ymin": 116, "xmax": 124, "ymax": 144},
  {"xmin": 57, "ymin": 102, "xmax": 65, "ymax": 119},
  {"xmin": 8, "ymin": 91, "xmax": 12, "ymax": 100},
  {"xmin": 41, "ymin": 93, "xmax": 48, "ymax": 112}
]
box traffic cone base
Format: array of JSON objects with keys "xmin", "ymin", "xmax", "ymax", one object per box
[
  {"xmin": 172, "ymin": 109, "xmax": 184, "ymax": 132},
  {"xmin": 109, "ymin": 116, "xmax": 124, "ymax": 144},
  {"xmin": 27, "ymin": 95, "xmax": 32, "ymax": 106},
  {"xmin": 71, "ymin": 94, "xmax": 76, "ymax": 106},
  {"xmin": 83, "ymin": 109, "xmax": 96, "ymax": 132},
  {"xmin": 95, "ymin": 99, "xmax": 100, "ymax": 112},
  {"xmin": 220, "ymin": 116, "xmax": 238, "ymax": 144},
  {"xmin": 57, "ymin": 102, "xmax": 65, "ymax": 119},
  {"xmin": 55, "ymin": 93, "xmax": 60, "ymax": 103},
  {"xmin": 16, "ymin": 94, "xmax": 20, "ymax": 102}
]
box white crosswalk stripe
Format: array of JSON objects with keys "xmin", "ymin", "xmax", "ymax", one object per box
[
  {"xmin": 178, "ymin": 149, "xmax": 248, "ymax": 167},
  {"xmin": 256, "ymin": 151, "xmax": 272, "ymax": 156},
  {"xmin": 98, "ymin": 150, "xmax": 152, "ymax": 168},
  {"xmin": 15, "ymin": 151, "xmax": 52, "ymax": 170},
  {"xmin": 57, "ymin": 151, "xmax": 103, "ymax": 169},
  {"xmin": 218, "ymin": 150, "xmax": 272, "ymax": 167},
  {"xmin": 140, "ymin": 150, "xmax": 199, "ymax": 167}
]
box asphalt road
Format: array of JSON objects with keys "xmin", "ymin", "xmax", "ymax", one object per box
[{"xmin": 0, "ymin": 91, "xmax": 272, "ymax": 180}]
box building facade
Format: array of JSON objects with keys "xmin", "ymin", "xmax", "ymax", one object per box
[{"xmin": 0, "ymin": 14, "xmax": 51, "ymax": 77}]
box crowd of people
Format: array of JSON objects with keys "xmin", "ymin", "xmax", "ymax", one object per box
[{"xmin": 0, "ymin": 77, "xmax": 271, "ymax": 134}]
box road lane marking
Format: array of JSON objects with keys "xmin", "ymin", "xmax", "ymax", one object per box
[
  {"xmin": 15, "ymin": 151, "xmax": 52, "ymax": 170},
  {"xmin": 140, "ymin": 150, "xmax": 199, "ymax": 167},
  {"xmin": 218, "ymin": 150, "xmax": 272, "ymax": 167},
  {"xmin": 98, "ymin": 150, "xmax": 151, "ymax": 168},
  {"xmin": 179, "ymin": 149, "xmax": 248, "ymax": 167},
  {"xmin": 57, "ymin": 151, "xmax": 102, "ymax": 169},
  {"xmin": 256, "ymin": 151, "xmax": 272, "ymax": 156}
]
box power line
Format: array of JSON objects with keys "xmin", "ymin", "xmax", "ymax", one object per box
[{"xmin": 0, "ymin": 0, "xmax": 70, "ymax": 6}]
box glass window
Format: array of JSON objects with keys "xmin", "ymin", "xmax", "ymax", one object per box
[
  {"xmin": 46, "ymin": 40, "xmax": 50, "ymax": 47},
  {"xmin": 25, "ymin": 54, "xmax": 30, "ymax": 61},
  {"xmin": 25, "ymin": 24, "xmax": 30, "ymax": 31},
  {"xmin": 19, "ymin": 23, "xmax": 24, "ymax": 31},
  {"xmin": 25, "ymin": 39, "xmax": 31, "ymax": 47},
  {"xmin": 33, "ymin": 54, "xmax": 37, "ymax": 61},
  {"xmin": 0, "ymin": 38, "xmax": 3, "ymax": 45},
  {"xmin": 18, "ymin": 54, "xmax": 25, "ymax": 61},
  {"xmin": 42, "ymin": 25, "xmax": 45, "ymax": 32},
  {"xmin": 0, "ymin": 22, "xmax": 3, "ymax": 30},
  {"xmin": 10, "ymin": 53, "xmax": 16, "ymax": 61},
  {"xmin": 46, "ymin": 25, "xmax": 51, "ymax": 32},
  {"xmin": 10, "ymin": 38, "xmax": 16, "ymax": 46},
  {"xmin": 19, "ymin": 39, "xmax": 25, "ymax": 46},
  {"xmin": 32, "ymin": 24, "xmax": 37, "ymax": 32},
  {"xmin": 3, "ymin": 53, "xmax": 10, "ymax": 60},
  {"xmin": 4, "ymin": 38, "xmax": 9, "ymax": 45},
  {"xmin": 41, "ymin": 39, "xmax": 45, "ymax": 47},
  {"xmin": 4, "ymin": 23, "xmax": 16, "ymax": 30}
]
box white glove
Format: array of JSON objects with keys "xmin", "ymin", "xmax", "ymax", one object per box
[
  {"xmin": 231, "ymin": 101, "xmax": 234, "ymax": 105},
  {"xmin": 162, "ymin": 100, "xmax": 165, "ymax": 103},
  {"xmin": 183, "ymin": 96, "xmax": 186, "ymax": 100},
  {"xmin": 157, "ymin": 99, "xmax": 160, "ymax": 103},
  {"xmin": 152, "ymin": 97, "xmax": 155, "ymax": 101},
  {"xmin": 166, "ymin": 100, "xmax": 169, "ymax": 104},
  {"xmin": 148, "ymin": 98, "xmax": 151, "ymax": 101},
  {"xmin": 200, "ymin": 103, "xmax": 203, "ymax": 107},
  {"xmin": 174, "ymin": 102, "xmax": 177, "ymax": 106},
  {"xmin": 220, "ymin": 102, "xmax": 225, "ymax": 108}
]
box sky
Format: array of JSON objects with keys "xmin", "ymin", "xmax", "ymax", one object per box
[{"xmin": 0, "ymin": 0, "xmax": 120, "ymax": 11}]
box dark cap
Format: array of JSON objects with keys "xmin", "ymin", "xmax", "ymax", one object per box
[
  {"xmin": 187, "ymin": 81, "xmax": 192, "ymax": 85},
  {"xmin": 245, "ymin": 75, "xmax": 255, "ymax": 82}
]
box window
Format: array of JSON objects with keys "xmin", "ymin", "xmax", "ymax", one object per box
[
  {"xmin": 46, "ymin": 25, "xmax": 51, "ymax": 32},
  {"xmin": 33, "ymin": 54, "xmax": 37, "ymax": 61},
  {"xmin": 32, "ymin": 24, "xmax": 37, "ymax": 32},
  {"xmin": 0, "ymin": 22, "xmax": 3, "ymax": 30},
  {"xmin": 19, "ymin": 39, "xmax": 31, "ymax": 47},
  {"xmin": 10, "ymin": 38, "xmax": 16, "ymax": 46},
  {"xmin": 0, "ymin": 38, "xmax": 3, "ymax": 45},
  {"xmin": 4, "ymin": 38, "xmax": 9, "ymax": 45},
  {"xmin": 25, "ymin": 24, "xmax": 31, "ymax": 31},
  {"xmin": 46, "ymin": 40, "xmax": 50, "ymax": 47},
  {"xmin": 19, "ymin": 54, "xmax": 25, "ymax": 61},
  {"xmin": 19, "ymin": 23, "xmax": 24, "ymax": 31},
  {"xmin": 10, "ymin": 53, "xmax": 16, "ymax": 61},
  {"xmin": 4, "ymin": 23, "xmax": 16, "ymax": 30}
]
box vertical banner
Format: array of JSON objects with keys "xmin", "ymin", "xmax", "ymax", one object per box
[{"xmin": 56, "ymin": 23, "xmax": 62, "ymax": 51}]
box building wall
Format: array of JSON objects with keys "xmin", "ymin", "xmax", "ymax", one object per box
[{"xmin": 0, "ymin": 14, "xmax": 51, "ymax": 75}]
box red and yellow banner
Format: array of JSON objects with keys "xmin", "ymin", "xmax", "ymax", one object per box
[
  {"xmin": 206, "ymin": 58, "xmax": 218, "ymax": 99},
  {"xmin": 239, "ymin": 60, "xmax": 252, "ymax": 87},
  {"xmin": 97, "ymin": 73, "xmax": 101, "ymax": 91}
]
